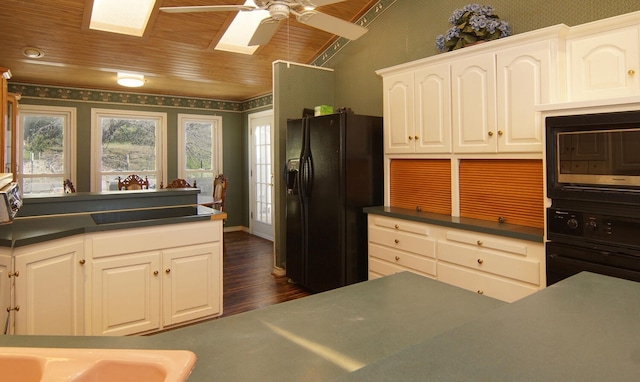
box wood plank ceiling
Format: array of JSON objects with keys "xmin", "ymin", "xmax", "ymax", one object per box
[{"xmin": 0, "ymin": 0, "xmax": 376, "ymax": 101}]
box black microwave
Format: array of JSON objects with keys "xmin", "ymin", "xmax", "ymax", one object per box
[{"xmin": 546, "ymin": 110, "xmax": 640, "ymax": 205}]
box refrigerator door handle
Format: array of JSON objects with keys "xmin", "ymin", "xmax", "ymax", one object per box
[{"xmin": 300, "ymin": 155, "xmax": 313, "ymax": 198}]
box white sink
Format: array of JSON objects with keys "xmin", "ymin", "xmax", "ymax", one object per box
[{"xmin": 0, "ymin": 347, "xmax": 196, "ymax": 382}]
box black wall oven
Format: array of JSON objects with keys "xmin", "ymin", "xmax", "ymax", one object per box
[{"xmin": 546, "ymin": 110, "xmax": 640, "ymax": 285}]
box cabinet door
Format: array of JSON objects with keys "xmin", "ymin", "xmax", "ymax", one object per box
[
  {"xmin": 162, "ymin": 242, "xmax": 222, "ymax": 326},
  {"xmin": 415, "ymin": 64, "xmax": 452, "ymax": 153},
  {"xmin": 452, "ymin": 53, "xmax": 497, "ymax": 153},
  {"xmin": 91, "ymin": 252, "xmax": 160, "ymax": 336},
  {"xmin": 496, "ymin": 41, "xmax": 551, "ymax": 153},
  {"xmin": 0, "ymin": 252, "xmax": 11, "ymax": 331},
  {"xmin": 13, "ymin": 237, "xmax": 85, "ymax": 335},
  {"xmin": 383, "ymin": 72, "xmax": 415, "ymax": 153},
  {"xmin": 568, "ymin": 27, "xmax": 640, "ymax": 101}
]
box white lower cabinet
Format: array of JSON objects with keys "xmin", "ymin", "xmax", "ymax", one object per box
[
  {"xmin": 0, "ymin": 249, "xmax": 13, "ymax": 333},
  {"xmin": 12, "ymin": 236, "xmax": 85, "ymax": 335},
  {"xmin": 368, "ymin": 215, "xmax": 437, "ymax": 279},
  {"xmin": 367, "ymin": 215, "xmax": 544, "ymax": 302},
  {"xmin": 88, "ymin": 220, "xmax": 223, "ymax": 336}
]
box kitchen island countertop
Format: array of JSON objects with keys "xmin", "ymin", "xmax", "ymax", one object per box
[{"xmin": 1, "ymin": 272, "xmax": 638, "ymax": 381}]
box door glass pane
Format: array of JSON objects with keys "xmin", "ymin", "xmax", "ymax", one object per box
[{"xmin": 254, "ymin": 124, "xmax": 271, "ymax": 224}]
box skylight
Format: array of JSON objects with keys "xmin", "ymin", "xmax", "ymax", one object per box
[
  {"xmin": 215, "ymin": 1, "xmax": 270, "ymax": 55},
  {"xmin": 90, "ymin": 0, "xmax": 156, "ymax": 37}
]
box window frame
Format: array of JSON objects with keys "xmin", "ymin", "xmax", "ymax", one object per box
[
  {"xmin": 177, "ymin": 113, "xmax": 223, "ymax": 196},
  {"xmin": 90, "ymin": 108, "xmax": 167, "ymax": 192},
  {"xmin": 17, "ymin": 105, "xmax": 77, "ymax": 195}
]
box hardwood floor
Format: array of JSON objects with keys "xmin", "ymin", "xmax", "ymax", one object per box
[{"xmin": 222, "ymin": 231, "xmax": 311, "ymax": 317}]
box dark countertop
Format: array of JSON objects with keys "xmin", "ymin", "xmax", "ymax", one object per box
[
  {"xmin": 0, "ymin": 272, "xmax": 505, "ymax": 381},
  {"xmin": 338, "ymin": 271, "xmax": 640, "ymax": 381},
  {"xmin": 364, "ymin": 206, "xmax": 544, "ymax": 242},
  {"xmin": 0, "ymin": 189, "xmax": 226, "ymax": 248},
  {"xmin": 0, "ymin": 272, "xmax": 637, "ymax": 381}
]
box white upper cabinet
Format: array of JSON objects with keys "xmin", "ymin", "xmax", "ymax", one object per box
[
  {"xmin": 451, "ymin": 53, "xmax": 497, "ymax": 153},
  {"xmin": 415, "ymin": 64, "xmax": 452, "ymax": 153},
  {"xmin": 496, "ymin": 40, "xmax": 557, "ymax": 152},
  {"xmin": 383, "ymin": 72, "xmax": 415, "ymax": 153},
  {"xmin": 568, "ymin": 26, "xmax": 640, "ymax": 101}
]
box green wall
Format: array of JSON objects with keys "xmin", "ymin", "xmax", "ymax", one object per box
[{"xmin": 325, "ymin": 0, "xmax": 640, "ymax": 116}]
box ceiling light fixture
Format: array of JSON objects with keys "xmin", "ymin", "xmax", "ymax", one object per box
[
  {"xmin": 116, "ymin": 72, "xmax": 145, "ymax": 87},
  {"xmin": 22, "ymin": 46, "xmax": 45, "ymax": 58}
]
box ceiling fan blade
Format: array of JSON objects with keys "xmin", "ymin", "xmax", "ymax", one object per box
[
  {"xmin": 159, "ymin": 5, "xmax": 256, "ymax": 14},
  {"xmin": 295, "ymin": 11, "xmax": 367, "ymax": 41},
  {"xmin": 248, "ymin": 18, "xmax": 282, "ymax": 46}
]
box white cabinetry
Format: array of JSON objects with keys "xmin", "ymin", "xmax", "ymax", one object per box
[
  {"xmin": 437, "ymin": 228, "xmax": 543, "ymax": 302},
  {"xmin": 88, "ymin": 220, "xmax": 223, "ymax": 336},
  {"xmin": 368, "ymin": 215, "xmax": 436, "ymax": 278},
  {"xmin": 12, "ymin": 236, "xmax": 85, "ymax": 335},
  {"xmin": 383, "ymin": 64, "xmax": 451, "ymax": 154},
  {"xmin": 367, "ymin": 214, "xmax": 544, "ymax": 302},
  {"xmin": 451, "ymin": 53, "xmax": 496, "ymax": 153},
  {"xmin": 0, "ymin": 249, "xmax": 11, "ymax": 332},
  {"xmin": 568, "ymin": 26, "xmax": 640, "ymax": 101}
]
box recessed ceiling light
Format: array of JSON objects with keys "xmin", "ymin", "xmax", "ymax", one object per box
[
  {"xmin": 22, "ymin": 47, "xmax": 45, "ymax": 58},
  {"xmin": 117, "ymin": 72, "xmax": 145, "ymax": 87},
  {"xmin": 90, "ymin": 0, "xmax": 156, "ymax": 37}
]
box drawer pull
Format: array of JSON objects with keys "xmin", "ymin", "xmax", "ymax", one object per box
[
  {"xmin": 79, "ymin": 259, "xmax": 86, "ymax": 265},
  {"xmin": 477, "ymin": 290, "xmax": 484, "ymax": 295},
  {"xmin": 476, "ymin": 240, "xmax": 483, "ymax": 246},
  {"xmin": 394, "ymin": 239, "xmax": 400, "ymax": 244},
  {"xmin": 394, "ymin": 224, "xmax": 399, "ymax": 229},
  {"xmin": 629, "ymin": 69, "xmax": 636, "ymax": 76},
  {"xmin": 395, "ymin": 256, "xmax": 400, "ymax": 261},
  {"xmin": 477, "ymin": 258, "xmax": 484, "ymax": 264}
]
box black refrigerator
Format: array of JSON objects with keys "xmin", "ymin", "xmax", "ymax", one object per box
[{"xmin": 285, "ymin": 110, "xmax": 383, "ymax": 293}]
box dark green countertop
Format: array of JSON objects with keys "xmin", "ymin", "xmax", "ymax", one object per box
[
  {"xmin": 0, "ymin": 272, "xmax": 636, "ymax": 381},
  {"xmin": 364, "ymin": 206, "xmax": 544, "ymax": 242},
  {"xmin": 0, "ymin": 272, "xmax": 505, "ymax": 381},
  {"xmin": 338, "ymin": 272, "xmax": 640, "ymax": 381},
  {"xmin": 1, "ymin": 188, "xmax": 226, "ymax": 248}
]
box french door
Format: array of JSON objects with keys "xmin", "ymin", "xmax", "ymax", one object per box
[{"xmin": 249, "ymin": 110, "xmax": 274, "ymax": 240}]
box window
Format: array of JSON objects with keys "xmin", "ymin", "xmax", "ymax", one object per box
[
  {"xmin": 18, "ymin": 105, "xmax": 76, "ymax": 195},
  {"xmin": 91, "ymin": 109, "xmax": 166, "ymax": 191},
  {"xmin": 177, "ymin": 114, "xmax": 222, "ymax": 204}
]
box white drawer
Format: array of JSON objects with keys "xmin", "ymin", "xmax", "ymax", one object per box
[
  {"xmin": 369, "ymin": 257, "xmax": 435, "ymax": 279},
  {"xmin": 437, "ymin": 262, "xmax": 538, "ymax": 303},
  {"xmin": 370, "ymin": 215, "xmax": 430, "ymax": 236},
  {"xmin": 369, "ymin": 243, "xmax": 436, "ymax": 276},
  {"xmin": 437, "ymin": 241, "xmax": 540, "ymax": 285},
  {"xmin": 369, "ymin": 226, "xmax": 435, "ymax": 257},
  {"xmin": 444, "ymin": 230, "xmax": 529, "ymax": 256}
]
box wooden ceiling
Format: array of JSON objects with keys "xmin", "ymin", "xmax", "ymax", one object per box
[{"xmin": 0, "ymin": 0, "xmax": 376, "ymax": 101}]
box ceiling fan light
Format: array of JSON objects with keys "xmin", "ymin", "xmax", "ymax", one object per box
[{"xmin": 117, "ymin": 72, "xmax": 145, "ymax": 87}]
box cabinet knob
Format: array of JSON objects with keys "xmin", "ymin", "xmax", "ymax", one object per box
[
  {"xmin": 477, "ymin": 258, "xmax": 484, "ymax": 264},
  {"xmin": 394, "ymin": 224, "xmax": 399, "ymax": 229},
  {"xmin": 153, "ymin": 270, "xmax": 159, "ymax": 276},
  {"xmin": 488, "ymin": 131, "xmax": 494, "ymax": 137},
  {"xmin": 408, "ymin": 136, "xmax": 414, "ymax": 140},
  {"xmin": 477, "ymin": 290, "xmax": 484, "ymax": 295},
  {"xmin": 414, "ymin": 135, "xmax": 419, "ymax": 140},
  {"xmin": 476, "ymin": 240, "xmax": 483, "ymax": 246},
  {"xmin": 394, "ymin": 239, "xmax": 400, "ymax": 244},
  {"xmin": 8, "ymin": 271, "xmax": 19, "ymax": 278},
  {"xmin": 497, "ymin": 130, "xmax": 504, "ymax": 136},
  {"xmin": 395, "ymin": 256, "xmax": 400, "ymax": 261},
  {"xmin": 165, "ymin": 268, "xmax": 171, "ymax": 274},
  {"xmin": 6, "ymin": 305, "xmax": 20, "ymax": 312},
  {"xmin": 629, "ymin": 69, "xmax": 636, "ymax": 76},
  {"xmin": 79, "ymin": 259, "xmax": 86, "ymax": 265}
]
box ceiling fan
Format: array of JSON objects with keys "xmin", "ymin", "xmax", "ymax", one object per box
[{"xmin": 160, "ymin": 0, "xmax": 368, "ymax": 46}]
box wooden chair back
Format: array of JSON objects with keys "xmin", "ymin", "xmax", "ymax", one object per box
[
  {"xmin": 212, "ymin": 174, "xmax": 228, "ymax": 211},
  {"xmin": 63, "ymin": 179, "xmax": 76, "ymax": 193},
  {"xmin": 117, "ymin": 174, "xmax": 150, "ymax": 190},
  {"xmin": 161, "ymin": 178, "xmax": 197, "ymax": 189}
]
